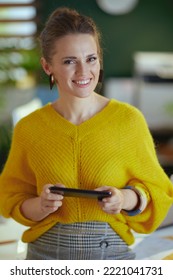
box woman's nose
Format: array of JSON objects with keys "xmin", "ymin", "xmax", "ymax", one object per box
[{"xmin": 75, "ymin": 62, "xmax": 88, "ymax": 75}]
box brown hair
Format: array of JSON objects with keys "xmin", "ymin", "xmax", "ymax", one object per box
[{"xmin": 39, "ymin": 7, "xmax": 102, "ymax": 64}]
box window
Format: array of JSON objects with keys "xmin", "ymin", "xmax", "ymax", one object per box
[{"xmin": 0, "ymin": 0, "xmax": 39, "ymax": 87}]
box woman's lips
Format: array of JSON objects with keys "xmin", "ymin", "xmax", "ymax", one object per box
[{"xmin": 73, "ymin": 79, "xmax": 91, "ymax": 86}]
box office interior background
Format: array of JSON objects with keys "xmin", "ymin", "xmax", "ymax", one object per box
[{"xmin": 0, "ymin": 0, "xmax": 173, "ymax": 260}]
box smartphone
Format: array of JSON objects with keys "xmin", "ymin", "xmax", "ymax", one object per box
[{"xmin": 49, "ymin": 186, "xmax": 112, "ymax": 201}]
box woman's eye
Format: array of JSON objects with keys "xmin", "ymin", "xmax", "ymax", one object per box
[
  {"xmin": 88, "ymin": 56, "xmax": 97, "ymax": 62},
  {"xmin": 64, "ymin": 60, "xmax": 75, "ymax": 64}
]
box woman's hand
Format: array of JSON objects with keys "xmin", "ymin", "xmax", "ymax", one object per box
[
  {"xmin": 40, "ymin": 183, "xmax": 64, "ymax": 215},
  {"xmin": 95, "ymin": 185, "xmax": 138, "ymax": 215},
  {"xmin": 20, "ymin": 183, "xmax": 65, "ymax": 222},
  {"xmin": 95, "ymin": 186, "xmax": 124, "ymax": 214}
]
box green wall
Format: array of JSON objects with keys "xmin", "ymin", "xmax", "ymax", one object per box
[{"xmin": 40, "ymin": 0, "xmax": 173, "ymax": 79}]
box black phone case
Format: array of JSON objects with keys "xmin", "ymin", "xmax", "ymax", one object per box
[{"xmin": 49, "ymin": 186, "xmax": 111, "ymax": 200}]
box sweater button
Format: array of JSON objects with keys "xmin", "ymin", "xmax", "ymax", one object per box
[{"xmin": 100, "ymin": 240, "xmax": 109, "ymax": 248}]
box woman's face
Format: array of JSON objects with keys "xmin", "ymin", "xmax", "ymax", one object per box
[{"xmin": 42, "ymin": 33, "xmax": 100, "ymax": 99}]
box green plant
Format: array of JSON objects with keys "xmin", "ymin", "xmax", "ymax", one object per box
[
  {"xmin": 0, "ymin": 47, "xmax": 40, "ymax": 86},
  {"xmin": 0, "ymin": 122, "xmax": 12, "ymax": 172}
]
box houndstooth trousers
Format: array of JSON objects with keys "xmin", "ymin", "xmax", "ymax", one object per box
[{"xmin": 26, "ymin": 221, "xmax": 135, "ymax": 260}]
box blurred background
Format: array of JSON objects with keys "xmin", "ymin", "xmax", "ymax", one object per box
[{"xmin": 0, "ymin": 0, "xmax": 173, "ymax": 259}]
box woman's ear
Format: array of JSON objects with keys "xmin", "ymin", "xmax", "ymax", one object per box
[{"xmin": 40, "ymin": 57, "xmax": 52, "ymax": 76}]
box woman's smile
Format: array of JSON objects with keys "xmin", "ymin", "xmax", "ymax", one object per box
[{"xmin": 72, "ymin": 78, "xmax": 91, "ymax": 87}]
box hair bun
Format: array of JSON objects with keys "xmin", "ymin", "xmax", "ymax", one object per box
[{"xmin": 49, "ymin": 7, "xmax": 80, "ymax": 20}]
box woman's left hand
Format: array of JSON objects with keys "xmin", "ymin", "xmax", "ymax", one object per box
[{"xmin": 95, "ymin": 186, "xmax": 124, "ymax": 214}]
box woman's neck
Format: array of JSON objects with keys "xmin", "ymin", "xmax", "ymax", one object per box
[{"xmin": 52, "ymin": 93, "xmax": 109, "ymax": 125}]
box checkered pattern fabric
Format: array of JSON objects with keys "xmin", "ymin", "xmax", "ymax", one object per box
[{"xmin": 26, "ymin": 221, "xmax": 135, "ymax": 260}]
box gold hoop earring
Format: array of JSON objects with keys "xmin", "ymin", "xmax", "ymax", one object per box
[{"xmin": 49, "ymin": 74, "xmax": 55, "ymax": 90}]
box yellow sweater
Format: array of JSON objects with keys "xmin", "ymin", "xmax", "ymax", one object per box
[{"xmin": 0, "ymin": 99, "xmax": 173, "ymax": 245}]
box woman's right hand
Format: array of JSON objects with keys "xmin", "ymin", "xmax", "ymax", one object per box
[
  {"xmin": 20, "ymin": 183, "xmax": 65, "ymax": 222},
  {"xmin": 40, "ymin": 183, "xmax": 64, "ymax": 215}
]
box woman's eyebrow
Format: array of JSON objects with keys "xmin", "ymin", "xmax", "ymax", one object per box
[
  {"xmin": 62, "ymin": 56, "xmax": 77, "ymax": 60},
  {"xmin": 62, "ymin": 53, "xmax": 97, "ymax": 60},
  {"xmin": 87, "ymin": 53, "xmax": 97, "ymax": 57}
]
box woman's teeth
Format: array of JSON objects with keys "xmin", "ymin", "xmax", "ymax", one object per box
[{"xmin": 76, "ymin": 79, "xmax": 90, "ymax": 85}]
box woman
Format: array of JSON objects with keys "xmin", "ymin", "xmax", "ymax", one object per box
[{"xmin": 0, "ymin": 7, "xmax": 173, "ymax": 260}]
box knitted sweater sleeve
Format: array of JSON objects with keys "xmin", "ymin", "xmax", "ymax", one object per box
[
  {"xmin": 123, "ymin": 107, "xmax": 173, "ymax": 233},
  {"xmin": 0, "ymin": 121, "xmax": 37, "ymax": 227}
]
